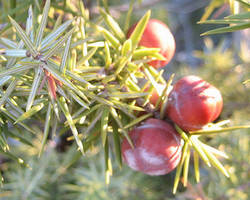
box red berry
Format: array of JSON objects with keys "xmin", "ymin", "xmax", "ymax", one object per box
[
  {"xmin": 145, "ymin": 83, "xmax": 165, "ymax": 106},
  {"xmin": 166, "ymin": 75, "xmax": 223, "ymax": 131},
  {"xmin": 148, "ymin": 84, "xmax": 173, "ymax": 106},
  {"xmin": 122, "ymin": 118, "xmax": 182, "ymax": 175},
  {"xmin": 127, "ymin": 19, "xmax": 176, "ymax": 69}
]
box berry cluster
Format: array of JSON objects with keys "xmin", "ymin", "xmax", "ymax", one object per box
[{"xmin": 122, "ymin": 19, "xmax": 223, "ymax": 176}]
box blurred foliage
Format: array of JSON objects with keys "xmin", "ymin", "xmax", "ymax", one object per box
[{"xmin": 0, "ymin": 0, "xmax": 249, "ymax": 200}]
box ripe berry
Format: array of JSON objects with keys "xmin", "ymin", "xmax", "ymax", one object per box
[
  {"xmin": 166, "ymin": 75, "xmax": 223, "ymax": 131},
  {"xmin": 127, "ymin": 19, "xmax": 176, "ymax": 69},
  {"xmin": 147, "ymin": 83, "xmax": 173, "ymax": 106},
  {"xmin": 144, "ymin": 83, "xmax": 165, "ymax": 106},
  {"xmin": 122, "ymin": 118, "xmax": 182, "ymax": 175}
]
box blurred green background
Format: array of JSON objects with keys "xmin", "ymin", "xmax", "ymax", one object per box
[{"xmin": 0, "ymin": 0, "xmax": 249, "ymax": 199}]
